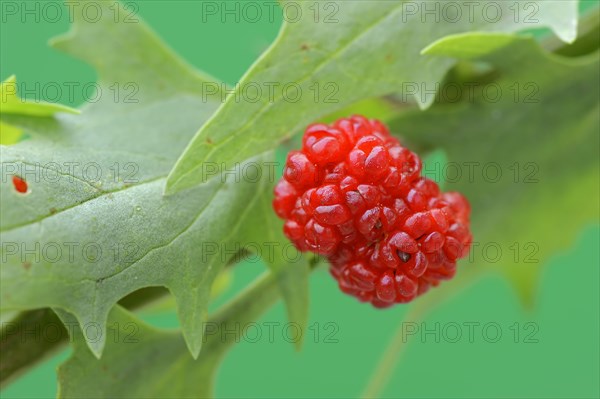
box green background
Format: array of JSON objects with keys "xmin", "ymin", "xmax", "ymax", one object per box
[{"xmin": 1, "ymin": 1, "xmax": 598, "ymax": 398}]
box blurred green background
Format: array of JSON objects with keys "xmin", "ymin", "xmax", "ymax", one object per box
[{"xmin": 1, "ymin": 1, "xmax": 598, "ymax": 398}]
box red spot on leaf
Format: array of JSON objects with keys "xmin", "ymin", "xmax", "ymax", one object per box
[{"xmin": 12, "ymin": 176, "xmax": 28, "ymax": 194}]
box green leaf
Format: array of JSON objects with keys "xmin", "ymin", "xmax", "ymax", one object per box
[
  {"xmin": 0, "ymin": 75, "xmax": 79, "ymax": 144},
  {"xmin": 0, "ymin": 75, "xmax": 80, "ymax": 117},
  {"xmin": 422, "ymin": 33, "xmax": 518, "ymax": 58},
  {"xmin": 165, "ymin": 0, "xmax": 579, "ymax": 194},
  {"xmin": 0, "ymin": 0, "xmax": 308, "ymax": 359},
  {"xmin": 56, "ymin": 269, "xmax": 289, "ymax": 399},
  {"xmin": 0, "ymin": 121, "xmax": 22, "ymax": 145},
  {"xmin": 389, "ymin": 33, "xmax": 599, "ymax": 305}
]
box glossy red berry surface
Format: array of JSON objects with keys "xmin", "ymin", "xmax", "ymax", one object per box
[{"xmin": 273, "ymin": 115, "xmax": 472, "ymax": 307}]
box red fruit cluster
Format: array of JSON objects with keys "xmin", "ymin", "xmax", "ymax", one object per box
[{"xmin": 273, "ymin": 115, "xmax": 472, "ymax": 307}]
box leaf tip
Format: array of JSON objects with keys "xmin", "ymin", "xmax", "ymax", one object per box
[
  {"xmin": 549, "ymin": 3, "xmax": 579, "ymax": 44},
  {"xmin": 88, "ymin": 341, "xmax": 106, "ymax": 360},
  {"xmin": 48, "ymin": 31, "xmax": 72, "ymax": 52},
  {"xmin": 162, "ymin": 176, "xmax": 180, "ymax": 196},
  {"xmin": 182, "ymin": 329, "xmax": 204, "ymax": 360},
  {"xmin": 2, "ymin": 74, "xmax": 17, "ymax": 85},
  {"xmin": 422, "ymin": 32, "xmax": 518, "ymax": 59},
  {"xmin": 293, "ymin": 335, "xmax": 305, "ymax": 351},
  {"xmin": 507, "ymin": 273, "xmax": 539, "ymax": 312},
  {"xmin": 419, "ymin": 42, "xmax": 438, "ymax": 56},
  {"xmin": 164, "ymin": 164, "xmax": 202, "ymax": 196},
  {"xmin": 54, "ymin": 104, "xmax": 82, "ymax": 115},
  {"xmin": 554, "ymin": 23, "xmax": 579, "ymax": 45}
]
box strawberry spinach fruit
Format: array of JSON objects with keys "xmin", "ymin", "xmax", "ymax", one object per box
[
  {"xmin": 274, "ymin": 116, "xmax": 472, "ymax": 307},
  {"xmin": 1, "ymin": 1, "xmax": 598, "ymax": 398}
]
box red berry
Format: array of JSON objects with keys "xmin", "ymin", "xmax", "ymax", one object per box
[
  {"xmin": 273, "ymin": 115, "xmax": 472, "ymax": 307},
  {"xmin": 273, "ymin": 180, "xmax": 297, "ymax": 218},
  {"xmin": 303, "ymin": 124, "xmax": 350, "ymax": 165},
  {"xmin": 284, "ymin": 151, "xmax": 320, "ymax": 189}
]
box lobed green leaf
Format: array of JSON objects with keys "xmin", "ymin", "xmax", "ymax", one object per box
[
  {"xmin": 390, "ymin": 33, "xmax": 599, "ymax": 304},
  {"xmin": 0, "ymin": 0, "xmax": 308, "ymax": 360},
  {"xmin": 166, "ymin": 0, "xmax": 578, "ymax": 193}
]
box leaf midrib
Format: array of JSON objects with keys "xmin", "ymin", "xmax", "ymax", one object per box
[{"xmin": 170, "ymin": 2, "xmax": 409, "ymax": 188}]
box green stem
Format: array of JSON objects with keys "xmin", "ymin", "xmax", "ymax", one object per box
[
  {"xmin": 0, "ymin": 286, "xmax": 168, "ymax": 388},
  {"xmin": 1, "ymin": 256, "xmax": 321, "ymax": 388},
  {"xmin": 360, "ymin": 301, "xmax": 428, "ymax": 399},
  {"xmin": 362, "ymin": 270, "xmax": 484, "ymax": 398},
  {"xmin": 0, "ymin": 309, "xmax": 66, "ymax": 388},
  {"xmin": 202, "ymin": 270, "xmax": 285, "ymax": 356}
]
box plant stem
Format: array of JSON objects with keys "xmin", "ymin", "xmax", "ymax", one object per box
[
  {"xmin": 0, "ymin": 309, "xmax": 66, "ymax": 388},
  {"xmin": 202, "ymin": 270, "xmax": 285, "ymax": 356},
  {"xmin": 361, "ymin": 270, "xmax": 483, "ymax": 398},
  {"xmin": 360, "ymin": 301, "xmax": 428, "ymax": 399},
  {"xmin": 0, "ymin": 256, "xmax": 321, "ymax": 388},
  {"xmin": 0, "ymin": 287, "xmax": 169, "ymax": 388}
]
